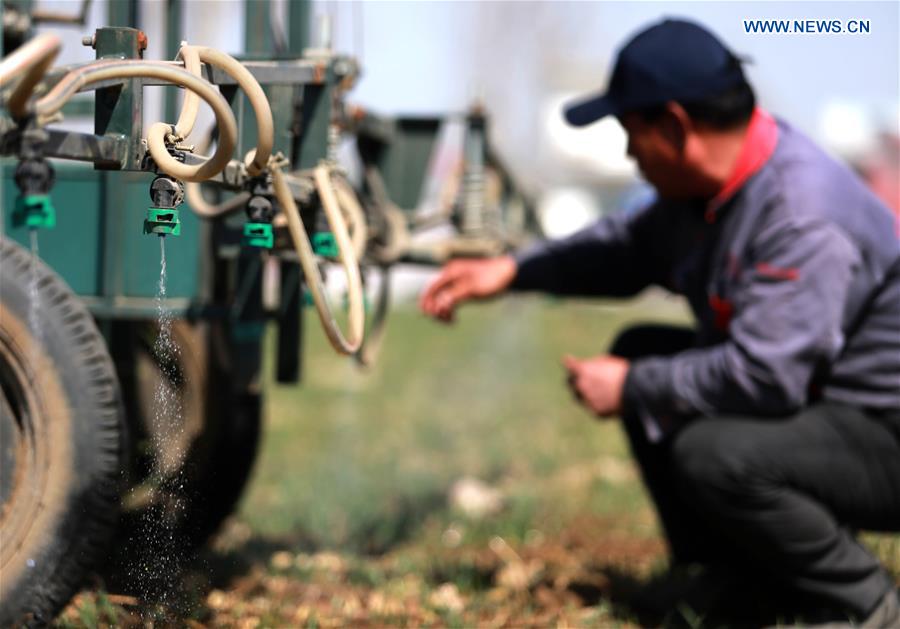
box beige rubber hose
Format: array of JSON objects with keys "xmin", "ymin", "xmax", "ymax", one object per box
[
  {"xmin": 272, "ymin": 164, "xmax": 365, "ymax": 355},
  {"xmin": 354, "ymin": 265, "xmax": 391, "ymax": 368},
  {"xmin": 331, "ymin": 173, "xmax": 368, "ymax": 260},
  {"xmin": 177, "ymin": 45, "xmax": 273, "ymax": 177},
  {"xmin": 144, "ymin": 47, "xmax": 279, "ymax": 182},
  {"xmin": 184, "ymin": 128, "xmax": 251, "ymax": 217},
  {"xmin": 173, "ymin": 45, "xmax": 201, "ymax": 140},
  {"xmin": 176, "ymin": 45, "xmax": 275, "ymax": 206},
  {"xmin": 1, "ymin": 33, "xmax": 62, "ymax": 118},
  {"xmin": 35, "ymin": 60, "xmax": 237, "ymax": 182},
  {"xmin": 280, "ymin": 169, "xmax": 368, "ymax": 258},
  {"xmin": 185, "ymin": 180, "xmax": 251, "ymax": 217}
]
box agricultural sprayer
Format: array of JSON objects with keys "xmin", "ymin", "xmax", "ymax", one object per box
[{"xmin": 0, "ymin": 1, "xmax": 533, "ymax": 623}]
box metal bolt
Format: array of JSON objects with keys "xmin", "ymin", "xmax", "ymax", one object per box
[{"xmin": 81, "ymin": 35, "xmax": 95, "ymax": 48}]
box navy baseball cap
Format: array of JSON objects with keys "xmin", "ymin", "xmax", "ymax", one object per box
[{"xmin": 565, "ymin": 18, "xmax": 748, "ymax": 126}]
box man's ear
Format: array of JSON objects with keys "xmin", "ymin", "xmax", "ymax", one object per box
[{"xmin": 660, "ymin": 101, "xmax": 692, "ymax": 155}]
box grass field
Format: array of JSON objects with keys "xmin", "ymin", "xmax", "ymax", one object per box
[
  {"xmin": 58, "ymin": 292, "xmax": 899, "ymax": 627},
  {"xmin": 245, "ymin": 293, "xmax": 689, "ymax": 551}
]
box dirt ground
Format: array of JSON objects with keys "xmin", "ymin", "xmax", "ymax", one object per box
[
  {"xmin": 53, "ymin": 301, "xmax": 900, "ymax": 628},
  {"xmin": 57, "ymin": 514, "xmax": 670, "ymax": 628},
  {"xmin": 55, "ymin": 515, "xmax": 900, "ymax": 628}
]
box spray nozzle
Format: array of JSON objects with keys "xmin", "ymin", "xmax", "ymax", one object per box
[
  {"xmin": 242, "ymin": 195, "xmax": 275, "ymax": 249},
  {"xmin": 13, "ymin": 195, "xmax": 56, "ymax": 229},
  {"xmin": 243, "ymin": 222, "xmax": 273, "ymax": 248},
  {"xmin": 145, "ymin": 175, "xmax": 183, "ymax": 236},
  {"xmin": 144, "ymin": 208, "xmax": 181, "ymax": 235},
  {"xmin": 312, "ymin": 232, "xmax": 338, "ymax": 258},
  {"xmin": 12, "ymin": 158, "xmax": 56, "ymax": 229}
]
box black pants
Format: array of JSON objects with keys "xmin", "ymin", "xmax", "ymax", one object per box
[{"xmin": 610, "ymin": 324, "xmax": 900, "ymax": 618}]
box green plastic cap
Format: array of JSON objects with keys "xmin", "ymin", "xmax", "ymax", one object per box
[
  {"xmin": 312, "ymin": 232, "xmax": 339, "ymax": 258},
  {"xmin": 144, "ymin": 207, "xmax": 181, "ymax": 236},
  {"xmin": 13, "ymin": 195, "xmax": 56, "ymax": 229},
  {"xmin": 243, "ymin": 222, "xmax": 274, "ymax": 249}
]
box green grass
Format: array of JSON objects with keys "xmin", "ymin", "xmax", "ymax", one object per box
[
  {"xmin": 241, "ymin": 292, "xmax": 690, "ymax": 552},
  {"xmin": 241, "ymin": 292, "xmax": 900, "ymax": 571}
]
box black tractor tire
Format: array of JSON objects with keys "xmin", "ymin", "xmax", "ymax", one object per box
[
  {"xmin": 109, "ymin": 318, "xmax": 261, "ymax": 583},
  {"xmin": 0, "ymin": 237, "xmax": 125, "ymax": 626}
]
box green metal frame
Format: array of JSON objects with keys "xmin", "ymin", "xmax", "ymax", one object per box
[
  {"xmin": 356, "ymin": 116, "xmax": 443, "ymax": 211},
  {"xmin": 107, "ymin": 0, "xmax": 139, "ymax": 28},
  {"xmin": 164, "ymin": 0, "xmax": 182, "ymax": 122},
  {"xmin": 0, "ymin": 1, "xmax": 334, "ymax": 319},
  {"xmin": 93, "ymin": 27, "xmax": 144, "ymax": 171}
]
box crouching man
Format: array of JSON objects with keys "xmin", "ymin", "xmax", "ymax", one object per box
[{"xmin": 420, "ymin": 18, "xmax": 900, "ymax": 626}]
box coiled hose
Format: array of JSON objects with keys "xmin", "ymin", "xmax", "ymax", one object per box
[
  {"xmin": 150, "ymin": 45, "xmax": 273, "ymax": 180},
  {"xmin": 183, "ymin": 128, "xmax": 251, "ymax": 218},
  {"xmin": 35, "ymin": 60, "xmax": 238, "ymax": 181},
  {"xmin": 167, "ymin": 45, "xmax": 366, "ymax": 355},
  {"xmin": 273, "ymin": 164, "xmax": 365, "ymax": 354}
]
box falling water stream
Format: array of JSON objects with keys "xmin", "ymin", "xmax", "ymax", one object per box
[
  {"xmin": 153, "ymin": 235, "xmax": 180, "ymax": 424},
  {"xmin": 129, "ymin": 234, "xmax": 191, "ymax": 617},
  {"xmin": 28, "ymin": 230, "xmax": 41, "ymax": 343},
  {"xmin": 152, "ymin": 236, "xmax": 184, "ymax": 470}
]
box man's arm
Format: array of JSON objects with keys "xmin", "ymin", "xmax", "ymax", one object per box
[
  {"xmin": 420, "ymin": 203, "xmax": 662, "ymax": 321},
  {"xmin": 419, "ymin": 256, "xmax": 517, "ymax": 322},
  {"xmin": 624, "ymin": 217, "xmax": 861, "ymax": 420},
  {"xmin": 511, "ymin": 205, "xmax": 660, "ymax": 297}
]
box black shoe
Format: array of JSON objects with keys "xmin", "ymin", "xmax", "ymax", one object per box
[
  {"xmin": 762, "ymin": 589, "xmax": 900, "ymax": 628},
  {"xmin": 626, "ymin": 564, "xmax": 799, "ymax": 628}
]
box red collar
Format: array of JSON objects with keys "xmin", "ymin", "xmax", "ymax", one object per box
[{"xmin": 706, "ymin": 108, "xmax": 779, "ymax": 221}]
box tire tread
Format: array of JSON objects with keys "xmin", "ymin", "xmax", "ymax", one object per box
[{"xmin": 0, "ymin": 238, "xmax": 125, "ymax": 626}]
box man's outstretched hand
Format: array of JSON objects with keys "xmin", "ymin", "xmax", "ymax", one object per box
[
  {"xmin": 419, "ymin": 256, "xmax": 518, "ymax": 323},
  {"xmin": 563, "ymin": 354, "xmax": 630, "ymax": 417}
]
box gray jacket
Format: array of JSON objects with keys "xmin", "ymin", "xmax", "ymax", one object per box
[{"xmin": 512, "ymin": 120, "xmax": 900, "ymax": 429}]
